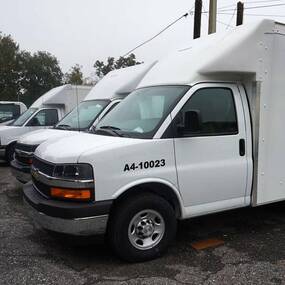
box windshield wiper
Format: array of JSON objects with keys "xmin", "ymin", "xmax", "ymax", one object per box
[
  {"xmin": 100, "ymin": 125, "xmax": 121, "ymax": 130},
  {"xmin": 96, "ymin": 125, "xmax": 123, "ymax": 137},
  {"xmin": 56, "ymin": 124, "xmax": 72, "ymax": 130}
]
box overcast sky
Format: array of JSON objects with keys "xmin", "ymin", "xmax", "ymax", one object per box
[{"xmin": 1, "ymin": 0, "xmax": 285, "ymax": 77}]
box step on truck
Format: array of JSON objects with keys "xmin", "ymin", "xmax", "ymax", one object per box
[
  {"xmin": 0, "ymin": 101, "xmax": 27, "ymax": 126},
  {"xmin": 0, "ymin": 85, "xmax": 91, "ymax": 163},
  {"xmin": 11, "ymin": 62, "xmax": 156, "ymax": 183},
  {"xmin": 23, "ymin": 19, "xmax": 285, "ymax": 262}
]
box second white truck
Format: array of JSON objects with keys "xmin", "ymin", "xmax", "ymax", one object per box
[{"xmin": 11, "ymin": 62, "xmax": 156, "ymax": 183}]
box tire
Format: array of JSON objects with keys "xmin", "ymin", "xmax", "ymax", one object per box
[
  {"xmin": 108, "ymin": 193, "xmax": 177, "ymax": 262},
  {"xmin": 6, "ymin": 143, "xmax": 15, "ymax": 164}
]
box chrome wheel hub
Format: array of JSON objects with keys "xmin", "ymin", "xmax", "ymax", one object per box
[{"xmin": 128, "ymin": 209, "xmax": 165, "ymax": 250}]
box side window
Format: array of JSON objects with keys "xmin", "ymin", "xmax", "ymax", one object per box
[
  {"xmin": 175, "ymin": 88, "xmax": 238, "ymax": 137},
  {"xmin": 28, "ymin": 109, "xmax": 59, "ymax": 126}
]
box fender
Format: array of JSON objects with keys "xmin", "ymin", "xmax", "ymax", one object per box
[
  {"xmin": 7, "ymin": 140, "xmax": 17, "ymax": 148},
  {"xmin": 112, "ymin": 177, "xmax": 186, "ymax": 218}
]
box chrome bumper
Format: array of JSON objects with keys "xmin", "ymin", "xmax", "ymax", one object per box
[{"xmin": 24, "ymin": 199, "xmax": 108, "ymax": 236}]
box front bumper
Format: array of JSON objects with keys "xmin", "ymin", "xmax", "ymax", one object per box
[
  {"xmin": 0, "ymin": 146, "xmax": 6, "ymax": 159},
  {"xmin": 11, "ymin": 159, "xmax": 31, "ymax": 183},
  {"xmin": 23, "ymin": 182, "xmax": 112, "ymax": 236}
]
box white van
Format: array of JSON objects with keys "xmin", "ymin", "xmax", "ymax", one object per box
[
  {"xmin": 0, "ymin": 101, "xmax": 27, "ymax": 125},
  {"xmin": 0, "ymin": 85, "xmax": 91, "ymax": 162},
  {"xmin": 23, "ymin": 20, "xmax": 284, "ymax": 262},
  {"xmin": 11, "ymin": 62, "xmax": 156, "ymax": 183}
]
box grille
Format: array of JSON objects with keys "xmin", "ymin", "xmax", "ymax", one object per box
[
  {"xmin": 32, "ymin": 156, "xmax": 55, "ymax": 177},
  {"xmin": 32, "ymin": 176, "xmax": 50, "ymax": 198},
  {"xmin": 15, "ymin": 152, "xmax": 31, "ymax": 165},
  {"xmin": 15, "ymin": 143, "xmax": 38, "ymax": 153}
]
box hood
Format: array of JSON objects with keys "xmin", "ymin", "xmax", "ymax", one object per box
[
  {"xmin": 18, "ymin": 129, "xmax": 80, "ymax": 145},
  {"xmin": 35, "ymin": 133, "xmax": 140, "ymax": 164},
  {"xmin": 0, "ymin": 120, "xmax": 14, "ymax": 126},
  {"xmin": 0, "ymin": 126, "xmax": 19, "ymax": 132}
]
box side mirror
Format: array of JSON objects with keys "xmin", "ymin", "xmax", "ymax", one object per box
[{"xmin": 177, "ymin": 110, "xmax": 202, "ymax": 135}]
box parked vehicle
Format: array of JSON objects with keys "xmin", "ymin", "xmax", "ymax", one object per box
[
  {"xmin": 0, "ymin": 101, "xmax": 27, "ymax": 125},
  {"xmin": 0, "ymin": 85, "xmax": 91, "ymax": 162},
  {"xmin": 11, "ymin": 62, "xmax": 156, "ymax": 183},
  {"xmin": 23, "ymin": 19, "xmax": 283, "ymax": 262}
]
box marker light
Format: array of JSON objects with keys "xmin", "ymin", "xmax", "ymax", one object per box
[{"xmin": 51, "ymin": 187, "xmax": 91, "ymax": 201}]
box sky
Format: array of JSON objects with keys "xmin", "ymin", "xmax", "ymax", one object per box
[{"xmin": 1, "ymin": 0, "xmax": 285, "ymax": 77}]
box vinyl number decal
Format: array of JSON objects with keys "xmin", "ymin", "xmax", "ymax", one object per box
[{"xmin": 124, "ymin": 159, "xmax": 166, "ymax": 172}]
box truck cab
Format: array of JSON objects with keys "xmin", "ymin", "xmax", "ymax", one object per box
[
  {"xmin": 0, "ymin": 101, "xmax": 27, "ymax": 126},
  {"xmin": 0, "ymin": 85, "xmax": 90, "ymax": 162},
  {"xmin": 11, "ymin": 62, "xmax": 156, "ymax": 183},
  {"xmin": 23, "ymin": 19, "xmax": 285, "ymax": 262}
]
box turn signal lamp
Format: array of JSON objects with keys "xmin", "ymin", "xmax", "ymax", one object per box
[{"xmin": 51, "ymin": 187, "xmax": 91, "ymax": 201}]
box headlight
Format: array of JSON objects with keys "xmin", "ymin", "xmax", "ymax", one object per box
[
  {"xmin": 51, "ymin": 163, "xmax": 94, "ymax": 201},
  {"xmin": 53, "ymin": 164, "xmax": 93, "ymax": 180}
]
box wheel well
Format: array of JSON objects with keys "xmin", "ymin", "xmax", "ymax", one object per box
[
  {"xmin": 112, "ymin": 182, "xmax": 182, "ymax": 218},
  {"xmin": 5, "ymin": 141, "xmax": 16, "ymax": 158}
]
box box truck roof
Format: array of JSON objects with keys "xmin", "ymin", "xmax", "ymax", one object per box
[
  {"xmin": 31, "ymin": 84, "xmax": 91, "ymax": 112},
  {"xmin": 139, "ymin": 19, "xmax": 276, "ymax": 88},
  {"xmin": 84, "ymin": 62, "xmax": 157, "ymax": 102}
]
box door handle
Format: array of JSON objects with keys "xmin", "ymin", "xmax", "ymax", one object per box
[{"xmin": 239, "ymin": 139, "xmax": 245, "ymax": 156}]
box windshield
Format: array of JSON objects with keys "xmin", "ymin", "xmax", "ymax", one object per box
[
  {"xmin": 96, "ymin": 86, "xmax": 189, "ymax": 139},
  {"xmin": 12, "ymin": 108, "xmax": 38, "ymax": 126},
  {"xmin": 56, "ymin": 100, "xmax": 109, "ymax": 130},
  {"xmin": 0, "ymin": 104, "xmax": 20, "ymax": 123}
]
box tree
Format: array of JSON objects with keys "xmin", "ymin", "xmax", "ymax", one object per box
[
  {"xmin": 0, "ymin": 33, "xmax": 22, "ymax": 101},
  {"xmin": 20, "ymin": 51, "xmax": 63, "ymax": 106},
  {"xmin": 65, "ymin": 64, "xmax": 83, "ymax": 85},
  {"xmin": 0, "ymin": 32, "xmax": 63, "ymax": 106},
  {"xmin": 94, "ymin": 53, "xmax": 141, "ymax": 78}
]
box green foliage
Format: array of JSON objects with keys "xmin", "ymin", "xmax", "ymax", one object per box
[
  {"xmin": 0, "ymin": 32, "xmax": 63, "ymax": 106},
  {"xmin": 94, "ymin": 53, "xmax": 141, "ymax": 78},
  {"xmin": 20, "ymin": 51, "xmax": 63, "ymax": 106},
  {"xmin": 64, "ymin": 64, "xmax": 83, "ymax": 85},
  {"xmin": 0, "ymin": 32, "xmax": 141, "ymax": 106},
  {"xmin": 0, "ymin": 33, "xmax": 22, "ymax": 101}
]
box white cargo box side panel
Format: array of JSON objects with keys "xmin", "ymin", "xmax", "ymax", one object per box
[
  {"xmin": 254, "ymin": 23, "xmax": 285, "ymax": 205},
  {"xmin": 42, "ymin": 85, "xmax": 91, "ymax": 113}
]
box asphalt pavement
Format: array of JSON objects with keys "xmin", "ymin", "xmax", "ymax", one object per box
[{"xmin": 1, "ymin": 163, "xmax": 285, "ymax": 285}]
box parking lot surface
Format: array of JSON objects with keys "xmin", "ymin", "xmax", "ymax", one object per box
[{"xmin": 1, "ymin": 163, "xmax": 285, "ymax": 285}]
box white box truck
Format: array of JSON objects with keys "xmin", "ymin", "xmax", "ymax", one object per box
[
  {"xmin": 11, "ymin": 62, "xmax": 156, "ymax": 183},
  {"xmin": 0, "ymin": 85, "xmax": 91, "ymax": 162},
  {"xmin": 23, "ymin": 19, "xmax": 285, "ymax": 262},
  {"xmin": 0, "ymin": 101, "xmax": 27, "ymax": 126}
]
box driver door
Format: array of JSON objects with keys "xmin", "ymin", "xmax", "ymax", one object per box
[{"xmin": 171, "ymin": 83, "xmax": 249, "ymax": 216}]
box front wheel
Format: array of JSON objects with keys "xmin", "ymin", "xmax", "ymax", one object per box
[
  {"xmin": 6, "ymin": 143, "xmax": 15, "ymax": 164},
  {"xmin": 108, "ymin": 193, "xmax": 177, "ymax": 262}
]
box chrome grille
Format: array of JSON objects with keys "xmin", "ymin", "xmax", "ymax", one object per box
[
  {"xmin": 32, "ymin": 156, "xmax": 55, "ymax": 177},
  {"xmin": 15, "ymin": 143, "xmax": 38, "ymax": 153}
]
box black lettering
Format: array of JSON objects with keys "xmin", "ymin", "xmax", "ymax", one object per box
[{"xmin": 124, "ymin": 164, "xmax": 130, "ymax": 172}]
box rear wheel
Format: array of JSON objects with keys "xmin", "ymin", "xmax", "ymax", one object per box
[{"xmin": 108, "ymin": 193, "xmax": 177, "ymax": 262}]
